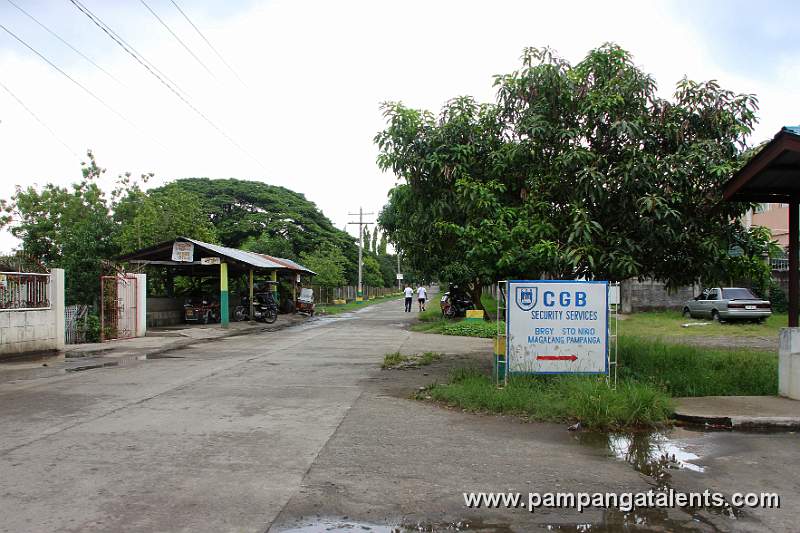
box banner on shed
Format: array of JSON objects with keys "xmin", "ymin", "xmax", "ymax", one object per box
[{"xmin": 172, "ymin": 242, "xmax": 194, "ymax": 262}]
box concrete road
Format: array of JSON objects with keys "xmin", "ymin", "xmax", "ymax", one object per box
[{"xmin": 0, "ymin": 298, "xmax": 797, "ymax": 532}]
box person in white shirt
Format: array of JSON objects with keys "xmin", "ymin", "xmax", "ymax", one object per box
[
  {"xmin": 403, "ymin": 285, "xmax": 413, "ymax": 312},
  {"xmin": 417, "ymin": 285, "xmax": 427, "ymax": 311}
]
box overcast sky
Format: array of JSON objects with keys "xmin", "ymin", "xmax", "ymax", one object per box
[{"xmin": 1, "ymin": 0, "xmax": 798, "ymax": 253}]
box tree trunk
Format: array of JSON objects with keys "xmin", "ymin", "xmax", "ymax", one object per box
[{"xmin": 469, "ymin": 281, "xmax": 490, "ymax": 321}]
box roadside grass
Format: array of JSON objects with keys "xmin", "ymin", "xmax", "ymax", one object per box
[
  {"xmin": 620, "ymin": 310, "xmax": 787, "ymax": 339},
  {"xmin": 442, "ymin": 320, "xmax": 504, "ymax": 338},
  {"xmin": 316, "ymin": 294, "xmax": 400, "ymax": 316},
  {"xmin": 423, "ymin": 367, "xmax": 672, "ymax": 430},
  {"xmin": 382, "ymin": 351, "xmax": 443, "ymax": 369},
  {"xmin": 411, "ymin": 294, "xmax": 502, "ymax": 337},
  {"xmin": 618, "ymin": 337, "xmax": 778, "ymax": 396}
]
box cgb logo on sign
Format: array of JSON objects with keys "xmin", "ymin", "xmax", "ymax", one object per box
[{"xmin": 515, "ymin": 286, "xmax": 538, "ymax": 311}]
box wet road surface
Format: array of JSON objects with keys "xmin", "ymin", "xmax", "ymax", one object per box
[{"xmin": 0, "ymin": 298, "xmax": 797, "ymax": 532}]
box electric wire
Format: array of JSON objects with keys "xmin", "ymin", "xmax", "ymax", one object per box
[
  {"xmin": 68, "ymin": 0, "xmax": 266, "ymax": 171},
  {"xmin": 0, "ymin": 22, "xmax": 158, "ymax": 148},
  {"xmin": 138, "ymin": 0, "xmax": 216, "ymax": 80},
  {"xmin": 0, "ymin": 77, "xmax": 78, "ymax": 156},
  {"xmin": 68, "ymin": 0, "xmax": 189, "ymax": 99},
  {"xmin": 168, "ymin": 0, "xmax": 246, "ymax": 86},
  {"xmin": 4, "ymin": 0, "xmax": 121, "ymax": 85}
]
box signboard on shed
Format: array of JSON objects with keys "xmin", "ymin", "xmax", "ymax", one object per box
[
  {"xmin": 506, "ymin": 280, "xmax": 608, "ymax": 374},
  {"xmin": 172, "ymin": 242, "xmax": 194, "ymax": 262},
  {"xmin": 201, "ymin": 257, "xmax": 220, "ymax": 265}
]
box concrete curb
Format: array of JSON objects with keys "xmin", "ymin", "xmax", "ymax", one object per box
[{"xmin": 673, "ymin": 412, "xmax": 800, "ymax": 430}]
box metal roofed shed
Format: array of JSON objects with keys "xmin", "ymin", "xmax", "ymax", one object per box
[
  {"xmin": 118, "ymin": 237, "xmax": 316, "ymax": 328},
  {"xmin": 722, "ymin": 126, "xmax": 800, "ymax": 400}
]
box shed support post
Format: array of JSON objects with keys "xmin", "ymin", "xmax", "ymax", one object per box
[
  {"xmin": 249, "ymin": 269, "xmax": 255, "ymax": 324},
  {"xmin": 270, "ymin": 270, "xmax": 277, "ymax": 294},
  {"xmin": 220, "ymin": 262, "xmax": 229, "ymax": 328},
  {"xmin": 790, "ymin": 200, "xmax": 799, "ymax": 327}
]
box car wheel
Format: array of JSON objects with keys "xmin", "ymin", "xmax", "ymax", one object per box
[
  {"xmin": 682, "ymin": 307, "xmax": 691, "ymax": 318},
  {"xmin": 711, "ymin": 310, "xmax": 721, "ymax": 322}
]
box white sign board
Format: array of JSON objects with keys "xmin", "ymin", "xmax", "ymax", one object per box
[
  {"xmin": 506, "ymin": 280, "xmax": 608, "ymax": 374},
  {"xmin": 172, "ymin": 242, "xmax": 194, "ymax": 262},
  {"xmin": 396, "ymin": 273, "xmax": 404, "ymax": 280},
  {"xmin": 201, "ymin": 257, "xmax": 221, "ymax": 265}
]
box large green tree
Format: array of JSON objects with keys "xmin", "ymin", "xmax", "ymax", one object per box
[
  {"xmin": 153, "ymin": 178, "xmax": 359, "ymax": 282},
  {"xmin": 1, "ymin": 152, "xmax": 122, "ymax": 305},
  {"xmin": 377, "ymin": 44, "xmax": 764, "ymax": 312},
  {"xmin": 115, "ymin": 188, "xmax": 218, "ymax": 254}
]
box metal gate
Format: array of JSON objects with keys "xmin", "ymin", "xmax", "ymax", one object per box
[{"xmin": 100, "ymin": 275, "xmax": 138, "ymax": 341}]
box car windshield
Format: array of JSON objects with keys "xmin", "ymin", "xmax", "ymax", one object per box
[{"xmin": 722, "ymin": 288, "xmax": 757, "ymax": 300}]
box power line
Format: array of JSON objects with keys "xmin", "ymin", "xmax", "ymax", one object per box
[
  {"xmin": 168, "ymin": 0, "xmax": 246, "ymax": 87},
  {"xmin": 68, "ymin": 0, "xmax": 189, "ymax": 99},
  {"xmin": 0, "ymin": 77, "xmax": 78, "ymax": 157},
  {"xmin": 0, "ymin": 22, "xmax": 154, "ymax": 144},
  {"xmin": 138, "ymin": 0, "xmax": 216, "ymax": 80},
  {"xmin": 68, "ymin": 0, "xmax": 266, "ymax": 171},
  {"xmin": 4, "ymin": 0, "xmax": 121, "ymax": 85}
]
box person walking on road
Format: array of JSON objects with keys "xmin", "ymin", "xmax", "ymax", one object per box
[
  {"xmin": 417, "ymin": 285, "xmax": 427, "ymax": 312},
  {"xmin": 403, "ymin": 285, "xmax": 413, "ymax": 312}
]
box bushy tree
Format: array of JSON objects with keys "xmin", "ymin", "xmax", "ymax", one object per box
[
  {"xmin": 154, "ymin": 178, "xmax": 359, "ymax": 282},
  {"xmin": 115, "ymin": 188, "xmax": 218, "ymax": 254},
  {"xmin": 377, "ymin": 44, "xmax": 763, "ymax": 311},
  {"xmin": 1, "ymin": 152, "xmax": 120, "ymax": 304},
  {"xmin": 299, "ymin": 245, "xmax": 347, "ymax": 288}
]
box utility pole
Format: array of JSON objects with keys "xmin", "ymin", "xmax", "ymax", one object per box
[
  {"xmin": 348, "ymin": 207, "xmax": 374, "ymax": 303},
  {"xmin": 397, "ymin": 250, "xmax": 402, "ymax": 291}
]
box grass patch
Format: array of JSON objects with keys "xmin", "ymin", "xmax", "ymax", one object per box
[
  {"xmin": 422, "ymin": 337, "xmax": 779, "ymax": 429},
  {"xmin": 620, "ymin": 310, "xmax": 786, "ymax": 339},
  {"xmin": 382, "ymin": 352, "xmax": 410, "ymax": 369},
  {"xmin": 618, "ymin": 337, "xmax": 778, "ymax": 396},
  {"xmin": 316, "ymin": 294, "xmax": 399, "ymax": 315},
  {"xmin": 442, "ymin": 320, "xmax": 504, "ymax": 338},
  {"xmin": 424, "ymin": 368, "xmax": 672, "ymax": 431},
  {"xmin": 382, "ymin": 351, "xmax": 443, "ymax": 369}
]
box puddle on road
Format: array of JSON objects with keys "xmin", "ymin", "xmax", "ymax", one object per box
[
  {"xmin": 571, "ymin": 429, "xmax": 742, "ymax": 529},
  {"xmin": 578, "ymin": 430, "xmax": 706, "ymax": 488},
  {"xmin": 278, "ymin": 518, "xmax": 511, "ymax": 532}
]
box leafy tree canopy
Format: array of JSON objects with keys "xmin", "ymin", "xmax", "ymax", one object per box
[
  {"xmin": 377, "ymin": 43, "xmax": 767, "ymax": 309},
  {"xmin": 115, "ymin": 187, "xmax": 218, "ymax": 254},
  {"xmin": 152, "ymin": 178, "xmax": 359, "ymax": 282},
  {"xmin": 300, "ymin": 245, "xmax": 347, "ymax": 288}
]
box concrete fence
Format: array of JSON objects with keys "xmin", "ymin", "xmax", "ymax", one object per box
[
  {"xmin": 0, "ymin": 268, "xmax": 65, "ymax": 357},
  {"xmin": 311, "ymin": 285, "xmax": 397, "ymax": 304}
]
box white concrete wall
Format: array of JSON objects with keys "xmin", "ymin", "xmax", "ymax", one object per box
[
  {"xmin": 135, "ymin": 273, "xmax": 147, "ymax": 337},
  {"xmin": 779, "ymin": 327, "xmax": 800, "ymax": 400},
  {"xmin": 0, "ymin": 269, "xmax": 65, "ymax": 356}
]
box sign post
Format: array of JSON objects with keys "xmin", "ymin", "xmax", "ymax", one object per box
[{"xmin": 506, "ymin": 280, "xmax": 608, "ymax": 375}]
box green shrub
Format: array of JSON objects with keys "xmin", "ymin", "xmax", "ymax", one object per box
[
  {"xmin": 442, "ymin": 320, "xmax": 503, "ymax": 338},
  {"xmin": 78, "ymin": 314, "xmax": 101, "ymax": 343}
]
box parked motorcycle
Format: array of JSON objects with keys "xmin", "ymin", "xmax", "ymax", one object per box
[
  {"xmin": 295, "ymin": 287, "xmax": 315, "ymax": 316},
  {"xmin": 440, "ymin": 289, "xmax": 474, "ymax": 318},
  {"xmin": 184, "ymin": 296, "xmax": 220, "ymax": 324},
  {"xmin": 234, "ymin": 291, "xmax": 278, "ymax": 324}
]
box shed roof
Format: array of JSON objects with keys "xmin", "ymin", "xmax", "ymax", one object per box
[
  {"xmin": 118, "ymin": 237, "xmax": 315, "ymax": 275},
  {"xmin": 723, "ymin": 126, "xmax": 800, "ymax": 202}
]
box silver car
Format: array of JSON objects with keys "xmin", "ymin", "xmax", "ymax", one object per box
[{"xmin": 682, "ymin": 287, "xmax": 772, "ymax": 322}]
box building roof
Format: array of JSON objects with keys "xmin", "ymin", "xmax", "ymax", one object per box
[
  {"xmin": 723, "ymin": 126, "xmax": 800, "ymax": 202},
  {"xmin": 118, "ymin": 237, "xmax": 316, "ymax": 275}
]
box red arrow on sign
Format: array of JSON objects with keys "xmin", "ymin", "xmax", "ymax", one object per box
[{"xmin": 537, "ymin": 355, "xmax": 578, "ymax": 361}]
